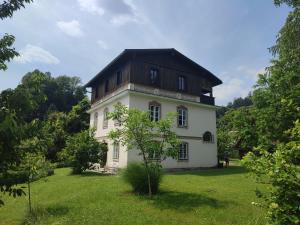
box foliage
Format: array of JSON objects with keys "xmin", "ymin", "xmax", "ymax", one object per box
[
  {"xmin": 0, "ymin": 34, "xmax": 19, "ymax": 71},
  {"xmin": 217, "ymin": 106, "xmax": 258, "ymax": 159},
  {"xmin": 0, "ymin": 108, "xmax": 24, "ymax": 205},
  {"xmin": 60, "ymin": 130, "xmax": 102, "ymax": 174},
  {"xmin": 99, "ymin": 142, "xmax": 108, "ymax": 167},
  {"xmin": 0, "ymin": 70, "xmax": 87, "ymax": 122},
  {"xmin": 242, "ymin": 121, "xmax": 300, "ymax": 225},
  {"xmin": 0, "ymin": 0, "xmax": 33, "ymax": 19},
  {"xmin": 19, "ymin": 153, "xmax": 52, "ymax": 213},
  {"xmin": 108, "ymin": 103, "xmax": 179, "ymax": 197},
  {"xmin": 65, "ymin": 97, "xmax": 90, "ymax": 134},
  {"xmin": 0, "ymin": 0, "xmax": 33, "ymax": 72},
  {"xmin": 122, "ymin": 163, "xmax": 163, "ymax": 195},
  {"xmin": 273, "ymin": 0, "xmax": 300, "ymax": 8},
  {"xmin": 217, "ymin": 94, "xmax": 253, "ymax": 118},
  {"xmin": 253, "ymin": 8, "xmax": 300, "ymax": 148}
]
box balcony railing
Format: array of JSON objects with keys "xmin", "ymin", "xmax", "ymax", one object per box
[{"xmin": 200, "ymin": 95, "xmax": 215, "ymax": 105}]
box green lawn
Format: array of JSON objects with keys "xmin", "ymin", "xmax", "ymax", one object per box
[{"xmin": 0, "ymin": 164, "xmax": 266, "ymax": 225}]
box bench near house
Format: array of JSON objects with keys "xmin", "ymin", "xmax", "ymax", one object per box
[{"xmin": 85, "ymin": 48, "xmax": 222, "ymax": 169}]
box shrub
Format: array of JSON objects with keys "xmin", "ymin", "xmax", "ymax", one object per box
[
  {"xmin": 122, "ymin": 163, "xmax": 163, "ymax": 195},
  {"xmin": 60, "ymin": 130, "xmax": 102, "ymax": 174}
]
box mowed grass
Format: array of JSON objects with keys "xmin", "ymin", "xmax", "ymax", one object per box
[{"xmin": 0, "ymin": 164, "xmax": 266, "ymax": 225}]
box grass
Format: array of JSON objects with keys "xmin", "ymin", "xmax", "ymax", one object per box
[{"xmin": 0, "ymin": 163, "xmax": 266, "ymax": 225}]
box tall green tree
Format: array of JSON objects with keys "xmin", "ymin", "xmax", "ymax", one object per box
[
  {"xmin": 108, "ymin": 103, "xmax": 179, "ymax": 197},
  {"xmin": 253, "ymin": 7, "xmax": 300, "ymax": 148}
]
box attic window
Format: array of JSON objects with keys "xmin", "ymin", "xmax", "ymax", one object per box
[
  {"xmin": 105, "ymin": 80, "xmax": 109, "ymax": 93},
  {"xmin": 150, "ymin": 68, "xmax": 159, "ymax": 85},
  {"xmin": 116, "ymin": 71, "xmax": 122, "ymax": 86},
  {"xmin": 178, "ymin": 75, "xmax": 186, "ymax": 91},
  {"xmin": 95, "ymin": 86, "xmax": 99, "ymax": 99}
]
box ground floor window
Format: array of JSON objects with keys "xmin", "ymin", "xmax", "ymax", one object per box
[
  {"xmin": 178, "ymin": 142, "xmax": 188, "ymax": 160},
  {"xmin": 113, "ymin": 142, "xmax": 120, "ymax": 161}
]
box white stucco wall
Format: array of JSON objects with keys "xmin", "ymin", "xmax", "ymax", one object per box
[
  {"xmin": 127, "ymin": 92, "xmax": 218, "ymax": 168},
  {"xmin": 89, "ymin": 89, "xmax": 218, "ymax": 169},
  {"xmin": 89, "ymin": 92, "xmax": 130, "ymax": 168}
]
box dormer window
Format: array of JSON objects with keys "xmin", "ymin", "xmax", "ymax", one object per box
[
  {"xmin": 116, "ymin": 71, "xmax": 122, "ymax": 86},
  {"xmin": 105, "ymin": 80, "xmax": 109, "ymax": 93},
  {"xmin": 178, "ymin": 75, "xmax": 186, "ymax": 91},
  {"xmin": 150, "ymin": 68, "xmax": 159, "ymax": 85}
]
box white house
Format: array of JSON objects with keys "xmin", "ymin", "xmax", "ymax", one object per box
[{"xmin": 85, "ymin": 49, "xmax": 222, "ymax": 169}]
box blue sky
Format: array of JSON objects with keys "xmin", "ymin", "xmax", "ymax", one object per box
[{"xmin": 0, "ymin": 0, "xmax": 291, "ymax": 105}]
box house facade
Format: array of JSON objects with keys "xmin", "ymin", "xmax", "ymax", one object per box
[{"xmin": 85, "ymin": 49, "xmax": 222, "ymax": 169}]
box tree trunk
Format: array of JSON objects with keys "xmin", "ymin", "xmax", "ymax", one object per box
[
  {"xmin": 27, "ymin": 180, "xmax": 32, "ymax": 213},
  {"xmin": 145, "ymin": 164, "xmax": 152, "ymax": 198}
]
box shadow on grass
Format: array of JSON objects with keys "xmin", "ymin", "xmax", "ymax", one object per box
[
  {"xmin": 141, "ymin": 191, "xmax": 233, "ymax": 211},
  {"xmin": 168, "ymin": 166, "xmax": 247, "ymax": 177},
  {"xmin": 67, "ymin": 170, "xmax": 112, "ymax": 177},
  {"xmin": 23, "ymin": 204, "xmax": 69, "ymax": 225}
]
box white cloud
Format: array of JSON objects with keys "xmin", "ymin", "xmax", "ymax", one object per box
[
  {"xmin": 77, "ymin": 0, "xmax": 104, "ymax": 15},
  {"xmin": 97, "ymin": 40, "xmax": 109, "ymax": 49},
  {"xmin": 56, "ymin": 20, "xmax": 84, "ymax": 37},
  {"xmin": 236, "ymin": 65, "xmax": 265, "ymax": 81},
  {"xmin": 14, "ymin": 44, "xmax": 60, "ymax": 65},
  {"xmin": 214, "ymin": 78, "xmax": 249, "ymax": 105}
]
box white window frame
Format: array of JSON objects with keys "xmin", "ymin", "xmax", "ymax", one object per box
[
  {"xmin": 178, "ymin": 75, "xmax": 186, "ymax": 91},
  {"xmin": 177, "ymin": 106, "xmax": 188, "ymax": 127},
  {"xmin": 93, "ymin": 112, "xmax": 98, "ymax": 130},
  {"xmin": 113, "ymin": 142, "xmax": 120, "ymax": 161},
  {"xmin": 103, "ymin": 108, "xmax": 109, "ymax": 129},
  {"xmin": 178, "ymin": 142, "xmax": 188, "ymax": 160},
  {"xmin": 149, "ymin": 102, "xmax": 161, "ymax": 122}
]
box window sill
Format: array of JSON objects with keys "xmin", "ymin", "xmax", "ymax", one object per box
[
  {"xmin": 177, "ymin": 159, "xmax": 189, "ymax": 162},
  {"xmin": 113, "ymin": 159, "xmax": 119, "ymax": 162},
  {"xmin": 177, "ymin": 125, "xmax": 188, "ymax": 129}
]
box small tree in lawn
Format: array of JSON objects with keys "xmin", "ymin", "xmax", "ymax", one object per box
[
  {"xmin": 19, "ymin": 152, "xmax": 50, "ymax": 213},
  {"xmin": 18, "ymin": 134, "xmax": 52, "ymax": 213},
  {"xmin": 108, "ymin": 103, "xmax": 180, "ymax": 197}
]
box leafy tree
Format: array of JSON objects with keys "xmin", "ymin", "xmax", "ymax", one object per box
[
  {"xmin": 217, "ymin": 107, "xmax": 258, "ymax": 159},
  {"xmin": 66, "ymin": 97, "xmax": 90, "ymax": 134},
  {"xmin": 0, "ymin": 0, "xmax": 33, "ymax": 71},
  {"xmin": 0, "ymin": 108, "xmax": 24, "ymax": 205},
  {"xmin": 253, "ymin": 8, "xmax": 300, "ymax": 148},
  {"xmin": 108, "ymin": 103, "xmax": 179, "ymax": 197},
  {"xmin": 217, "ymin": 94, "xmax": 253, "ymax": 118},
  {"xmin": 0, "ymin": 34, "xmax": 19, "ymax": 71},
  {"xmin": 242, "ymin": 121, "xmax": 300, "ymax": 225},
  {"xmin": 19, "ymin": 153, "xmax": 51, "ymax": 213},
  {"xmin": 60, "ymin": 130, "xmax": 102, "ymax": 174},
  {"xmin": 0, "ymin": 0, "xmax": 33, "ymax": 19}
]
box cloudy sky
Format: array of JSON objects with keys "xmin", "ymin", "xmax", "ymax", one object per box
[{"xmin": 1, "ymin": 0, "xmax": 290, "ymax": 105}]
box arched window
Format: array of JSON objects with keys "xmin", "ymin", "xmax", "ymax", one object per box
[
  {"xmin": 178, "ymin": 142, "xmax": 188, "ymax": 160},
  {"xmin": 203, "ymin": 131, "xmax": 214, "ymax": 143},
  {"xmin": 149, "ymin": 101, "xmax": 161, "ymax": 122},
  {"xmin": 93, "ymin": 112, "xmax": 98, "ymax": 130},
  {"xmin": 177, "ymin": 105, "xmax": 188, "ymax": 128},
  {"xmin": 103, "ymin": 108, "xmax": 109, "ymax": 129}
]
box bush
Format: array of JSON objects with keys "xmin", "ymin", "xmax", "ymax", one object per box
[
  {"xmin": 122, "ymin": 163, "xmax": 163, "ymax": 195},
  {"xmin": 60, "ymin": 130, "xmax": 102, "ymax": 174}
]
